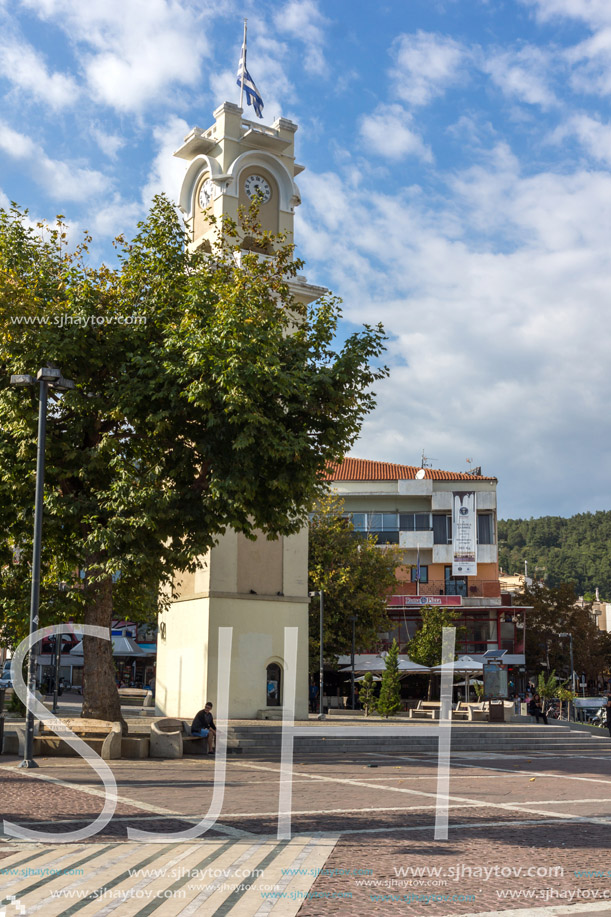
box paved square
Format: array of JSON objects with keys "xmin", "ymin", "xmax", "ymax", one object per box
[{"xmin": 0, "ymin": 741, "xmax": 610, "ymax": 916}]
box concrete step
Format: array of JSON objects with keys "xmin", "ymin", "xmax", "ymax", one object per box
[{"xmin": 221, "ymin": 723, "xmax": 609, "ymax": 756}]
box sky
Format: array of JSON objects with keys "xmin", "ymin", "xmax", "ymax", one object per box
[{"xmin": 0, "ymin": 0, "xmax": 610, "ymax": 519}]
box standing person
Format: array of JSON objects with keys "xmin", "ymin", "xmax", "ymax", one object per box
[
  {"xmin": 308, "ymin": 679, "xmax": 319, "ymax": 714},
  {"xmin": 605, "ymin": 695, "xmax": 611, "ymax": 738},
  {"xmin": 191, "ymin": 702, "xmax": 216, "ymax": 755},
  {"xmin": 528, "ymin": 693, "xmax": 548, "ymax": 725}
]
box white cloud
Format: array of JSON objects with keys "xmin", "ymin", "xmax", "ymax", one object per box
[
  {"xmin": 566, "ymin": 27, "xmax": 611, "ymax": 96},
  {"xmin": 482, "ymin": 46, "xmax": 557, "ymax": 109},
  {"xmin": 142, "ymin": 115, "xmax": 191, "ymax": 206},
  {"xmin": 390, "ymin": 31, "xmax": 467, "ymax": 107},
  {"xmin": 273, "ymin": 0, "xmax": 328, "ymax": 76},
  {"xmin": 552, "ymin": 112, "xmax": 611, "ymax": 164},
  {"xmin": 0, "ymin": 122, "xmax": 109, "ymax": 201},
  {"xmin": 20, "ymin": 0, "xmax": 210, "ymax": 113},
  {"xmin": 296, "ymin": 153, "xmax": 611, "ymax": 516},
  {"xmin": 0, "ymin": 36, "xmax": 78, "ymax": 109},
  {"xmin": 89, "ymin": 195, "xmax": 143, "ymax": 238},
  {"xmin": 90, "ymin": 126, "xmax": 125, "ymax": 160},
  {"xmin": 360, "ymin": 104, "xmax": 433, "ymax": 162},
  {"xmin": 525, "ymin": 0, "xmax": 611, "ymax": 27}
]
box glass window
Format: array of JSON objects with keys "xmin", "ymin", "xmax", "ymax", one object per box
[
  {"xmin": 351, "ymin": 513, "xmax": 366, "ymax": 531},
  {"xmin": 368, "ymin": 513, "xmax": 383, "ymax": 531},
  {"xmin": 433, "ymin": 515, "xmax": 451, "ymax": 544},
  {"xmin": 478, "ymin": 513, "xmax": 494, "ymax": 545},
  {"xmin": 411, "ymin": 565, "xmax": 429, "ymax": 583},
  {"xmin": 399, "ymin": 513, "xmax": 431, "ymax": 531}
]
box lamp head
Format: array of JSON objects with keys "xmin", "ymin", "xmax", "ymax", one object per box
[
  {"xmin": 37, "ymin": 367, "xmax": 61, "ymax": 383},
  {"xmin": 54, "ymin": 376, "xmax": 75, "ymax": 392},
  {"xmin": 10, "ymin": 374, "xmax": 35, "ymax": 387}
]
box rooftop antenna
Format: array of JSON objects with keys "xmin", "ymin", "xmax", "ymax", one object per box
[
  {"xmin": 420, "ymin": 450, "xmax": 433, "ymax": 469},
  {"xmin": 466, "ymin": 457, "xmax": 482, "ymax": 476}
]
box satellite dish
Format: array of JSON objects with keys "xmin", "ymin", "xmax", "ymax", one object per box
[{"xmin": 415, "ymin": 469, "xmax": 426, "ymax": 480}]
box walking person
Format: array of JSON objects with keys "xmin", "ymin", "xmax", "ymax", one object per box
[
  {"xmin": 528, "ymin": 693, "xmax": 548, "ymax": 725},
  {"xmin": 191, "ymin": 702, "xmax": 217, "ymax": 755}
]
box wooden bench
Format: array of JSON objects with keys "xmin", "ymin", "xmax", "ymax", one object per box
[
  {"xmin": 34, "ymin": 718, "xmax": 122, "ymax": 759},
  {"xmin": 150, "ymin": 718, "xmax": 208, "ymax": 758}
]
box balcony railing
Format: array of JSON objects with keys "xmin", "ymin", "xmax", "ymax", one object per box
[{"xmin": 389, "ymin": 580, "xmax": 501, "ymax": 600}]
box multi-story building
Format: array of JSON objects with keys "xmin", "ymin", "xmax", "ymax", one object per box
[{"xmin": 327, "ymin": 458, "xmax": 527, "ymax": 675}]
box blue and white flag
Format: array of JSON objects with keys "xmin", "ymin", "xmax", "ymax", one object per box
[{"xmin": 237, "ymin": 35, "xmax": 264, "ymax": 119}]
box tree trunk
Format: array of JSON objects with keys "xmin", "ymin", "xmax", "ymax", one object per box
[{"xmin": 82, "ymin": 577, "xmax": 126, "ymax": 732}]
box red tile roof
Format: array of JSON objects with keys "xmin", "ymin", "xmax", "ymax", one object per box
[{"xmin": 325, "ymin": 458, "xmax": 497, "ymax": 483}]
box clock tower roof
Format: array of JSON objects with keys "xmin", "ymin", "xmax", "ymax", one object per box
[{"xmin": 174, "ymin": 102, "xmax": 323, "ymax": 306}]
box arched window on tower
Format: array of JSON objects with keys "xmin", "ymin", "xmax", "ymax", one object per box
[{"xmin": 266, "ymin": 663, "xmax": 282, "ymax": 707}]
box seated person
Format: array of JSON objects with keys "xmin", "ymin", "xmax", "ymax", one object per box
[{"xmin": 191, "ymin": 702, "xmax": 216, "ymax": 754}]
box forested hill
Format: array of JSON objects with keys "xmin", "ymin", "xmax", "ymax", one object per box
[{"xmin": 498, "ymin": 511, "xmax": 611, "ymax": 598}]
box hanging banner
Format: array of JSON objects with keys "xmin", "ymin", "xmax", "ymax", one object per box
[{"xmin": 452, "ymin": 491, "xmax": 477, "ymax": 576}]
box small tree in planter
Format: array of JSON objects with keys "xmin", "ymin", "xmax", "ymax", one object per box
[
  {"xmin": 377, "ymin": 639, "xmax": 402, "ymax": 718},
  {"xmin": 556, "ymin": 682, "xmax": 577, "ymax": 720},
  {"xmin": 537, "ymin": 670, "xmax": 559, "ymax": 700},
  {"xmin": 359, "ymin": 672, "xmax": 377, "ymax": 717}
]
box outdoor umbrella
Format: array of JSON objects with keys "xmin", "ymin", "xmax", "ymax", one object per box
[
  {"xmin": 339, "ymin": 654, "xmax": 430, "ymax": 674},
  {"xmin": 432, "ymin": 655, "xmax": 484, "ymax": 701}
]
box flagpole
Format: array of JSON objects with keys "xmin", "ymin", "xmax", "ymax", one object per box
[{"xmin": 239, "ymin": 19, "xmax": 247, "ymax": 110}]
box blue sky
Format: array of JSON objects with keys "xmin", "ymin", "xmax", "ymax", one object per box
[{"xmin": 1, "ymin": 0, "xmax": 610, "ymax": 518}]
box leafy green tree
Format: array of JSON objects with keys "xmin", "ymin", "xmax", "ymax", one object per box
[
  {"xmin": 513, "ymin": 583, "xmax": 611, "ymax": 684},
  {"xmin": 376, "ymin": 638, "xmax": 401, "ymax": 718},
  {"xmin": 359, "ymin": 671, "xmax": 377, "ymax": 717},
  {"xmin": 407, "ymin": 605, "xmax": 463, "ymax": 699},
  {"xmin": 407, "ymin": 606, "xmax": 463, "ymax": 668},
  {"xmin": 0, "ymin": 198, "xmax": 387, "ymax": 724},
  {"xmin": 498, "ymin": 511, "xmax": 611, "ymax": 597},
  {"xmin": 308, "ymin": 494, "xmax": 401, "ymax": 669}
]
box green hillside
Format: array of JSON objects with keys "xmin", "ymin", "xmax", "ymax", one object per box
[{"xmin": 498, "ymin": 511, "xmax": 611, "ymax": 599}]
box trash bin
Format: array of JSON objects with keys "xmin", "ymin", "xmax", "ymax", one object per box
[{"xmin": 489, "ymin": 701, "xmax": 505, "ymax": 723}]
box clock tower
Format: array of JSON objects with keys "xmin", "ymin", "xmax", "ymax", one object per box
[{"xmin": 154, "ymin": 103, "xmax": 323, "ymax": 722}]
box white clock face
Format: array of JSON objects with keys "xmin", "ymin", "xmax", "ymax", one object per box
[
  {"xmin": 244, "ymin": 174, "xmax": 271, "ymax": 204},
  {"xmin": 198, "ymin": 179, "xmax": 213, "ymax": 209}
]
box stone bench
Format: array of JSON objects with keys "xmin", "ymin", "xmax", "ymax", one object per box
[
  {"xmin": 30, "ymin": 718, "xmax": 123, "ymax": 759},
  {"xmin": 408, "ymin": 701, "xmax": 441, "ymax": 719},
  {"xmin": 118, "ymin": 688, "xmax": 154, "ymax": 708},
  {"xmin": 150, "ymin": 718, "xmax": 209, "ymax": 758}
]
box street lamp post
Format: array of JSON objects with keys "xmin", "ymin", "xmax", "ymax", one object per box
[
  {"xmin": 10, "ymin": 367, "xmax": 75, "ymax": 768},
  {"xmin": 558, "ymin": 632, "xmax": 575, "ymax": 720},
  {"xmin": 349, "ymin": 615, "xmax": 357, "ymax": 710},
  {"xmin": 309, "ymin": 590, "xmax": 325, "ymax": 719}
]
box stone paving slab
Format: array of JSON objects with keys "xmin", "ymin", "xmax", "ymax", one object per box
[
  {"xmin": 0, "ymin": 747, "xmax": 610, "ymax": 915},
  {"xmin": 0, "ymin": 836, "xmax": 339, "ymax": 916}
]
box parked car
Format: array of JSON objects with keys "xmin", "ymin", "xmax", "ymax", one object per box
[{"xmin": 0, "ymin": 661, "xmax": 12, "ymax": 689}]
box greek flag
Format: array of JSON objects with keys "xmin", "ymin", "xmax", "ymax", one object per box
[{"xmin": 237, "ymin": 32, "xmax": 264, "ymax": 119}]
